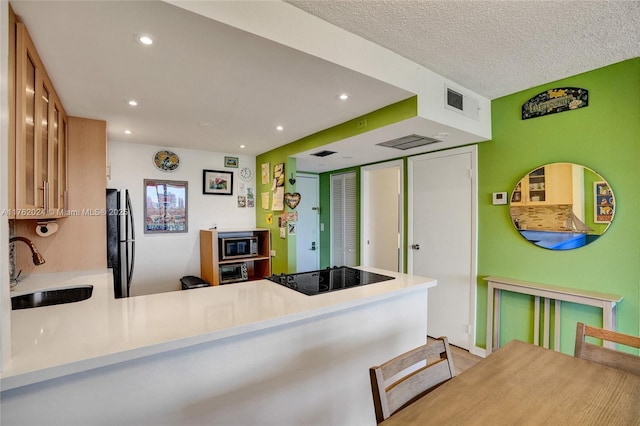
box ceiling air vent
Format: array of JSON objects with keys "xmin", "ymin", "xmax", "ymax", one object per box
[
  {"xmin": 377, "ymin": 134, "xmax": 441, "ymax": 150},
  {"xmin": 311, "ymin": 150, "xmax": 337, "ymax": 157}
]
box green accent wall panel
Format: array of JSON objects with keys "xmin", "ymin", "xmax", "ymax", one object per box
[{"xmin": 478, "ymin": 58, "xmax": 640, "ymax": 353}]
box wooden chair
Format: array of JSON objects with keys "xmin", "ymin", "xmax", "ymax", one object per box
[
  {"xmin": 369, "ymin": 336, "xmax": 456, "ymax": 424},
  {"xmin": 574, "ymin": 322, "xmax": 640, "ymax": 376}
]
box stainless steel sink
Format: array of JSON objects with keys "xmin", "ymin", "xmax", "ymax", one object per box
[{"xmin": 11, "ymin": 285, "xmax": 93, "ymax": 310}]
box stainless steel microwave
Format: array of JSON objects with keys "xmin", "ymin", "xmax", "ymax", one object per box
[
  {"xmin": 219, "ymin": 262, "xmax": 249, "ymax": 284},
  {"xmin": 220, "ymin": 236, "xmax": 258, "ymax": 260}
]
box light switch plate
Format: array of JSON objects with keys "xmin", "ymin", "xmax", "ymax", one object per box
[{"xmin": 493, "ymin": 192, "xmax": 508, "ymax": 205}]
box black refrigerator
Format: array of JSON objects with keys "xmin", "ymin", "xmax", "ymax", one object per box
[{"xmin": 106, "ymin": 189, "xmax": 135, "ymax": 298}]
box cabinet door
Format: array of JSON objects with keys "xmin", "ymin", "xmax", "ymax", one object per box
[
  {"xmin": 15, "ymin": 23, "xmax": 68, "ymax": 218},
  {"xmin": 48, "ymin": 93, "xmax": 68, "ymax": 213},
  {"xmin": 15, "ymin": 23, "xmax": 40, "ymax": 212},
  {"xmin": 526, "ymin": 167, "xmax": 546, "ymax": 204},
  {"xmin": 546, "ymin": 163, "xmax": 573, "ymax": 204}
]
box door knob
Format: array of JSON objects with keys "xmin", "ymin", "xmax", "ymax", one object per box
[
  {"xmin": 411, "ymin": 244, "xmax": 420, "ymax": 250},
  {"xmin": 310, "ymin": 242, "xmax": 316, "ymax": 251}
]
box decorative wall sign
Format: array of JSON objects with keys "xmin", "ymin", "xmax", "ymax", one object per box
[
  {"xmin": 284, "ymin": 192, "xmax": 301, "ymax": 209},
  {"xmin": 203, "ymin": 170, "xmax": 233, "ymax": 195},
  {"xmin": 153, "ymin": 150, "xmax": 180, "ymax": 171},
  {"xmin": 522, "ymin": 87, "xmax": 588, "ymax": 120}
]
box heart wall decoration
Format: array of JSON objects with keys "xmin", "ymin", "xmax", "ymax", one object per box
[{"xmin": 284, "ymin": 192, "xmax": 301, "ymax": 209}]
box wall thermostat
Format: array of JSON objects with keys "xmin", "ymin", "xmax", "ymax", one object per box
[{"xmin": 492, "ymin": 192, "xmax": 508, "ymax": 205}]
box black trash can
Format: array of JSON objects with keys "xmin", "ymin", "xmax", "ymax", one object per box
[{"xmin": 180, "ymin": 275, "xmax": 209, "ymax": 290}]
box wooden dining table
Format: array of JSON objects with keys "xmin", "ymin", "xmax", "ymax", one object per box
[{"xmin": 380, "ymin": 340, "xmax": 640, "ymax": 425}]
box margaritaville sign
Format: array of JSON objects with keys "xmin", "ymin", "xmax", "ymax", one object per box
[{"xmin": 522, "ymin": 87, "xmax": 588, "ymax": 120}]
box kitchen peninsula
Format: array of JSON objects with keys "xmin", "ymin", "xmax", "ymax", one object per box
[{"xmin": 1, "ymin": 268, "xmax": 436, "ymax": 425}]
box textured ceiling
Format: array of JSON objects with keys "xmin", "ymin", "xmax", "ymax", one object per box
[
  {"xmin": 288, "ymin": 0, "xmax": 640, "ymax": 99},
  {"xmin": 9, "ymin": 0, "xmax": 640, "ymax": 168}
]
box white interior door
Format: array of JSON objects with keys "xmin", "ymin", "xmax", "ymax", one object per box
[
  {"xmin": 362, "ymin": 160, "xmax": 402, "ymax": 272},
  {"xmin": 408, "ymin": 146, "xmax": 477, "ymax": 350},
  {"xmin": 295, "ymin": 173, "xmax": 319, "ymax": 272}
]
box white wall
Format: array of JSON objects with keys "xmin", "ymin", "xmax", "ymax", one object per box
[{"xmin": 108, "ymin": 141, "xmax": 256, "ymax": 295}]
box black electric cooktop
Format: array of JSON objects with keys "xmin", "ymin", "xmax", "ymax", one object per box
[{"xmin": 266, "ymin": 266, "xmax": 394, "ymax": 296}]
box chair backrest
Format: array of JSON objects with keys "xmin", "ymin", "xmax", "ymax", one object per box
[
  {"xmin": 574, "ymin": 322, "xmax": 640, "ymax": 376},
  {"xmin": 369, "ymin": 336, "xmax": 456, "ymax": 424}
]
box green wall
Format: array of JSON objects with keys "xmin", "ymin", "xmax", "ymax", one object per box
[
  {"xmin": 477, "ymin": 58, "xmax": 640, "ymax": 353},
  {"xmin": 257, "ymin": 59, "xmax": 639, "ymax": 355},
  {"xmin": 256, "ymin": 97, "xmax": 417, "ymax": 274}
]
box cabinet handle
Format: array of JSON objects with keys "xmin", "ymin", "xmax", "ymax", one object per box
[{"xmin": 44, "ymin": 180, "xmax": 49, "ymax": 212}]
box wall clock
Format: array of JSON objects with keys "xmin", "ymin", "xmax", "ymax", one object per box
[
  {"xmin": 153, "ymin": 150, "xmax": 180, "ymax": 172},
  {"xmin": 239, "ymin": 167, "xmax": 253, "ymax": 181}
]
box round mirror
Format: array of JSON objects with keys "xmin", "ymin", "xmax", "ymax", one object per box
[{"xmin": 510, "ymin": 163, "xmax": 615, "ymax": 250}]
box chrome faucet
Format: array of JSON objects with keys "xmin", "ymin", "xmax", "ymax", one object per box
[{"xmin": 10, "ymin": 237, "xmax": 46, "ymax": 266}]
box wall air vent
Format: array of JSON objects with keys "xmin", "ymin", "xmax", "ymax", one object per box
[
  {"xmin": 445, "ymin": 85, "xmax": 480, "ymax": 120},
  {"xmin": 311, "ymin": 150, "xmax": 337, "ymax": 157},
  {"xmin": 447, "ymin": 89, "xmax": 464, "ymax": 111},
  {"xmin": 376, "ymin": 134, "xmax": 441, "ymax": 150}
]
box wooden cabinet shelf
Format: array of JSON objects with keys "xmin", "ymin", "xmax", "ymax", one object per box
[{"xmin": 200, "ymin": 229, "xmax": 271, "ymax": 286}]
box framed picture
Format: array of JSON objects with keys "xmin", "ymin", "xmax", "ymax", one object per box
[
  {"xmin": 144, "ymin": 179, "xmax": 188, "ymax": 234},
  {"xmin": 224, "ymin": 156, "xmax": 238, "ymax": 168},
  {"xmin": 594, "ymin": 181, "xmax": 614, "ymax": 223},
  {"xmin": 203, "ymin": 169, "xmax": 233, "ymax": 195}
]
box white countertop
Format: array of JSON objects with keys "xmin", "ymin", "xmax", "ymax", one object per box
[{"xmin": 1, "ymin": 268, "xmax": 436, "ymax": 391}]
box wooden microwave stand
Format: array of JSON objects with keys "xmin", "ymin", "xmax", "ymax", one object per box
[{"xmin": 199, "ymin": 229, "xmax": 271, "ymax": 286}]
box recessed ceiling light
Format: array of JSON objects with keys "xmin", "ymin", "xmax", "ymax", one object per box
[
  {"xmin": 137, "ymin": 34, "xmax": 154, "ymax": 46},
  {"xmin": 339, "ymin": 93, "xmax": 349, "ymax": 101},
  {"xmin": 128, "ymin": 100, "xmax": 138, "ymax": 106},
  {"xmin": 240, "ymin": 145, "xmax": 246, "ymax": 149},
  {"xmin": 124, "ymin": 129, "xmax": 133, "ymax": 135},
  {"xmin": 276, "ymin": 126, "xmax": 284, "ymax": 131}
]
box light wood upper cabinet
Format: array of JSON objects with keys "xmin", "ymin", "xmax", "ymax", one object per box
[
  {"xmin": 511, "ymin": 163, "xmax": 573, "ymax": 206},
  {"xmin": 13, "ymin": 22, "xmax": 68, "ymax": 219},
  {"xmin": 544, "ymin": 163, "xmax": 573, "ymax": 204}
]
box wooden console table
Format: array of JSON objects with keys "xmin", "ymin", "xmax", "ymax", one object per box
[{"xmin": 484, "ymin": 276, "xmax": 623, "ymax": 355}]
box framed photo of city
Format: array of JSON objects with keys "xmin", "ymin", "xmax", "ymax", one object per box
[
  {"xmin": 144, "ymin": 179, "xmax": 188, "ymax": 234},
  {"xmin": 203, "ymin": 169, "xmax": 233, "ymax": 195}
]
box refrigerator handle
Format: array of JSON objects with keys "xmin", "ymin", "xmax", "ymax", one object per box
[
  {"xmin": 125, "ymin": 190, "xmax": 135, "ymax": 294},
  {"xmin": 126, "ymin": 190, "xmax": 135, "ymax": 240},
  {"xmin": 127, "ymin": 241, "xmax": 135, "ymax": 290}
]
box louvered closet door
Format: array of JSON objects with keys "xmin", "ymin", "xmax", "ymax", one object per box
[{"xmin": 331, "ymin": 172, "xmax": 357, "ymax": 266}]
